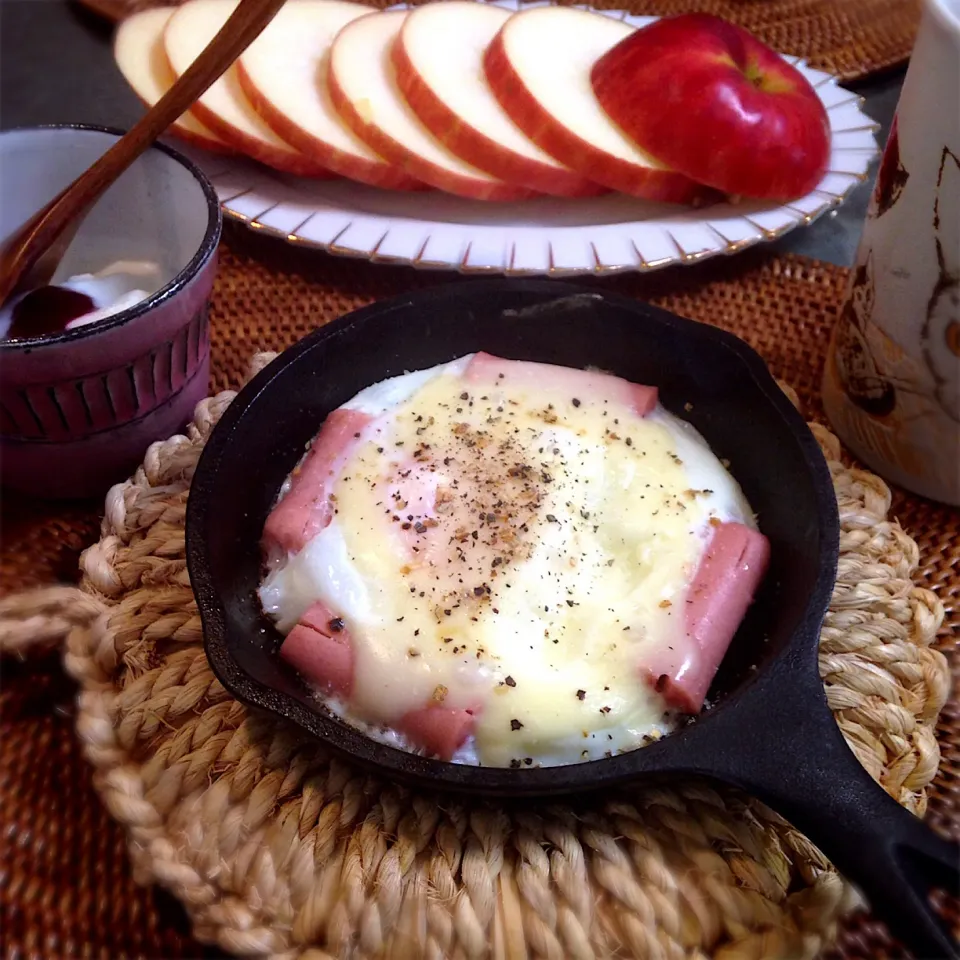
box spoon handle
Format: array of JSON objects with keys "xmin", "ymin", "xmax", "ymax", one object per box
[
  {"xmin": 0, "ymin": 0, "xmax": 286, "ymax": 300},
  {"xmin": 100, "ymin": 0, "xmax": 288, "ymax": 164}
]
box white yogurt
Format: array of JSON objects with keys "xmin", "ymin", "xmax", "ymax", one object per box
[{"xmin": 0, "ymin": 260, "xmax": 162, "ymax": 338}]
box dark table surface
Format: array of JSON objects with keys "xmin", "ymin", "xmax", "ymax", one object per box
[{"xmin": 1, "ymin": 0, "xmax": 903, "ymax": 269}]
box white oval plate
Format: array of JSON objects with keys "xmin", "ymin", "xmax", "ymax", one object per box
[{"xmin": 176, "ymin": 1, "xmax": 879, "ymax": 276}]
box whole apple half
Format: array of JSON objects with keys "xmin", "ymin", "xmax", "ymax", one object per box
[
  {"xmin": 591, "ymin": 13, "xmax": 831, "ymax": 201},
  {"xmin": 238, "ymin": 0, "xmax": 424, "ymax": 191}
]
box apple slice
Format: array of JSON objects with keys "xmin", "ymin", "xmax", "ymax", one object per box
[
  {"xmin": 484, "ymin": 7, "xmax": 708, "ymax": 203},
  {"xmin": 114, "ymin": 8, "xmax": 231, "ymax": 155},
  {"xmin": 164, "ymin": 0, "xmax": 333, "ymax": 178},
  {"xmin": 328, "ymin": 9, "xmax": 537, "ymax": 202},
  {"xmin": 393, "ymin": 1, "xmax": 602, "ymax": 198},
  {"xmin": 237, "ymin": 0, "xmax": 423, "ymax": 191},
  {"xmin": 591, "ymin": 14, "xmax": 831, "ymax": 201}
]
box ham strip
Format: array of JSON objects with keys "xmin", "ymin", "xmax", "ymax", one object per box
[
  {"xmin": 280, "ymin": 600, "xmax": 355, "ymax": 697},
  {"xmin": 640, "ymin": 521, "xmax": 770, "ymax": 713},
  {"xmin": 465, "ymin": 351, "xmax": 657, "ymax": 415},
  {"xmin": 263, "ymin": 407, "xmax": 373, "ymax": 555},
  {"xmin": 396, "ymin": 703, "xmax": 480, "ymax": 760},
  {"xmin": 281, "ymin": 599, "xmax": 479, "ymax": 759}
]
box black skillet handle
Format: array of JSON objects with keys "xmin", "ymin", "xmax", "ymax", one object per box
[{"xmin": 691, "ymin": 666, "xmax": 960, "ymax": 959}]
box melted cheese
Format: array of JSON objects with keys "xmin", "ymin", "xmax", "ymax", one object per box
[{"xmin": 261, "ymin": 357, "xmax": 754, "ymax": 766}]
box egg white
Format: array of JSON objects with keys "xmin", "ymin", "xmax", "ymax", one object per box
[{"xmin": 262, "ymin": 358, "xmax": 754, "ymax": 766}]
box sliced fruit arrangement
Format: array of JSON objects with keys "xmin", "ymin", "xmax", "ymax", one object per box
[
  {"xmin": 114, "ymin": 7, "xmax": 231, "ymax": 155},
  {"xmin": 329, "ymin": 9, "xmax": 537, "ymax": 201},
  {"xmin": 393, "ymin": 1, "xmax": 602, "ymax": 198},
  {"xmin": 237, "ymin": 0, "xmax": 423, "ymax": 190},
  {"xmin": 112, "ymin": 0, "xmax": 833, "ymax": 204}
]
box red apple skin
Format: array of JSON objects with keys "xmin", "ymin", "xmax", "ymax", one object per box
[
  {"xmin": 236, "ymin": 60, "xmax": 427, "ymax": 191},
  {"xmin": 126, "ymin": 78, "xmax": 234, "ymax": 156},
  {"xmin": 163, "ymin": 40, "xmax": 335, "ymax": 179},
  {"xmin": 134, "ymin": 95, "xmax": 235, "ymax": 156},
  {"xmin": 483, "ymin": 31, "xmax": 710, "ymax": 204},
  {"xmin": 186, "ymin": 93, "xmax": 338, "ymax": 178},
  {"xmin": 327, "ymin": 58, "xmax": 538, "ymax": 202},
  {"xmin": 591, "ymin": 14, "xmax": 831, "ymax": 201},
  {"xmin": 391, "ymin": 35, "xmax": 606, "ymax": 198},
  {"xmin": 161, "ymin": 124, "xmax": 235, "ymax": 156}
]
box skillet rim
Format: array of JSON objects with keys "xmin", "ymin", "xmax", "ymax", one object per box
[{"xmin": 186, "ymin": 278, "xmax": 839, "ymax": 797}]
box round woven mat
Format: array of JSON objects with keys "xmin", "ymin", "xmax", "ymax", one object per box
[
  {"xmin": 1, "ymin": 229, "xmax": 958, "ymax": 959},
  {"xmin": 75, "ymin": 0, "xmax": 918, "ymax": 83}
]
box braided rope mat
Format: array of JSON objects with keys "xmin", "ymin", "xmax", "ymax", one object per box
[
  {"xmin": 2, "ymin": 236, "xmax": 958, "ymax": 958},
  {"xmin": 75, "ymin": 0, "xmax": 918, "ymax": 83},
  {"xmin": 0, "ymin": 379, "xmax": 954, "ymax": 958}
]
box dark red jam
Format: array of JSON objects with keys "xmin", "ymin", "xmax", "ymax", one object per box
[{"xmin": 4, "ymin": 285, "xmax": 95, "ymax": 340}]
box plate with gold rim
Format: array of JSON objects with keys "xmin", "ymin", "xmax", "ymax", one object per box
[{"xmin": 175, "ymin": 1, "xmax": 879, "ymax": 277}]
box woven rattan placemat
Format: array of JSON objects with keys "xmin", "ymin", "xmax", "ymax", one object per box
[
  {"xmin": 75, "ymin": 0, "xmax": 918, "ymax": 84},
  {"xmin": 2, "ymin": 230, "xmax": 958, "ymax": 959}
]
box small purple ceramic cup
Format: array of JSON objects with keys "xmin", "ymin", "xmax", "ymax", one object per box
[{"xmin": 0, "ymin": 124, "xmax": 222, "ymax": 499}]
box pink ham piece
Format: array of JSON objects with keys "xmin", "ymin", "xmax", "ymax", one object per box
[
  {"xmin": 263, "ymin": 407, "xmax": 373, "ymax": 555},
  {"xmin": 281, "ymin": 599, "xmax": 478, "ymax": 759},
  {"xmin": 396, "ymin": 703, "xmax": 480, "ymax": 761},
  {"xmin": 280, "ymin": 600, "xmax": 355, "ymax": 698},
  {"xmin": 466, "ymin": 351, "xmax": 657, "ymax": 416},
  {"xmin": 640, "ymin": 521, "xmax": 770, "ymax": 714},
  {"xmin": 385, "ymin": 461, "xmax": 455, "ymax": 566}
]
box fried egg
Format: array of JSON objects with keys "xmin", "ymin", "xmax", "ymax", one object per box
[{"xmin": 259, "ymin": 353, "xmax": 767, "ymax": 767}]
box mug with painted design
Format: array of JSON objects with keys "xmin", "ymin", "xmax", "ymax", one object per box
[{"xmin": 822, "ymin": 0, "xmax": 960, "ymax": 505}]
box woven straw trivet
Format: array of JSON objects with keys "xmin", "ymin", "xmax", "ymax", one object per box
[
  {"xmin": 2, "ymin": 232, "xmax": 958, "ymax": 960},
  {"xmin": 75, "ymin": 0, "xmax": 918, "ymax": 84},
  {"xmin": 0, "ymin": 366, "xmax": 951, "ymax": 960}
]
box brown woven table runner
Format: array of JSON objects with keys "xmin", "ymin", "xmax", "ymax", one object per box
[
  {"xmin": 75, "ymin": 0, "xmax": 918, "ymax": 83},
  {"xmin": 2, "ymin": 226, "xmax": 957, "ymax": 959}
]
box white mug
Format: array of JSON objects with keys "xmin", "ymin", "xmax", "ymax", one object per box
[{"xmin": 823, "ymin": 0, "xmax": 960, "ymax": 505}]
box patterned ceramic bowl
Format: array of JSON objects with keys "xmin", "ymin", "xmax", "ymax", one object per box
[{"xmin": 0, "ymin": 125, "xmax": 221, "ymax": 499}]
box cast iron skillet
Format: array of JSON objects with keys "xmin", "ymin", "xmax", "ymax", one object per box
[{"xmin": 187, "ymin": 280, "xmax": 959, "ymax": 959}]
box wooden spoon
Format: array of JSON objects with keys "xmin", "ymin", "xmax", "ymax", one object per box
[{"xmin": 0, "ymin": 0, "xmax": 288, "ymax": 308}]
